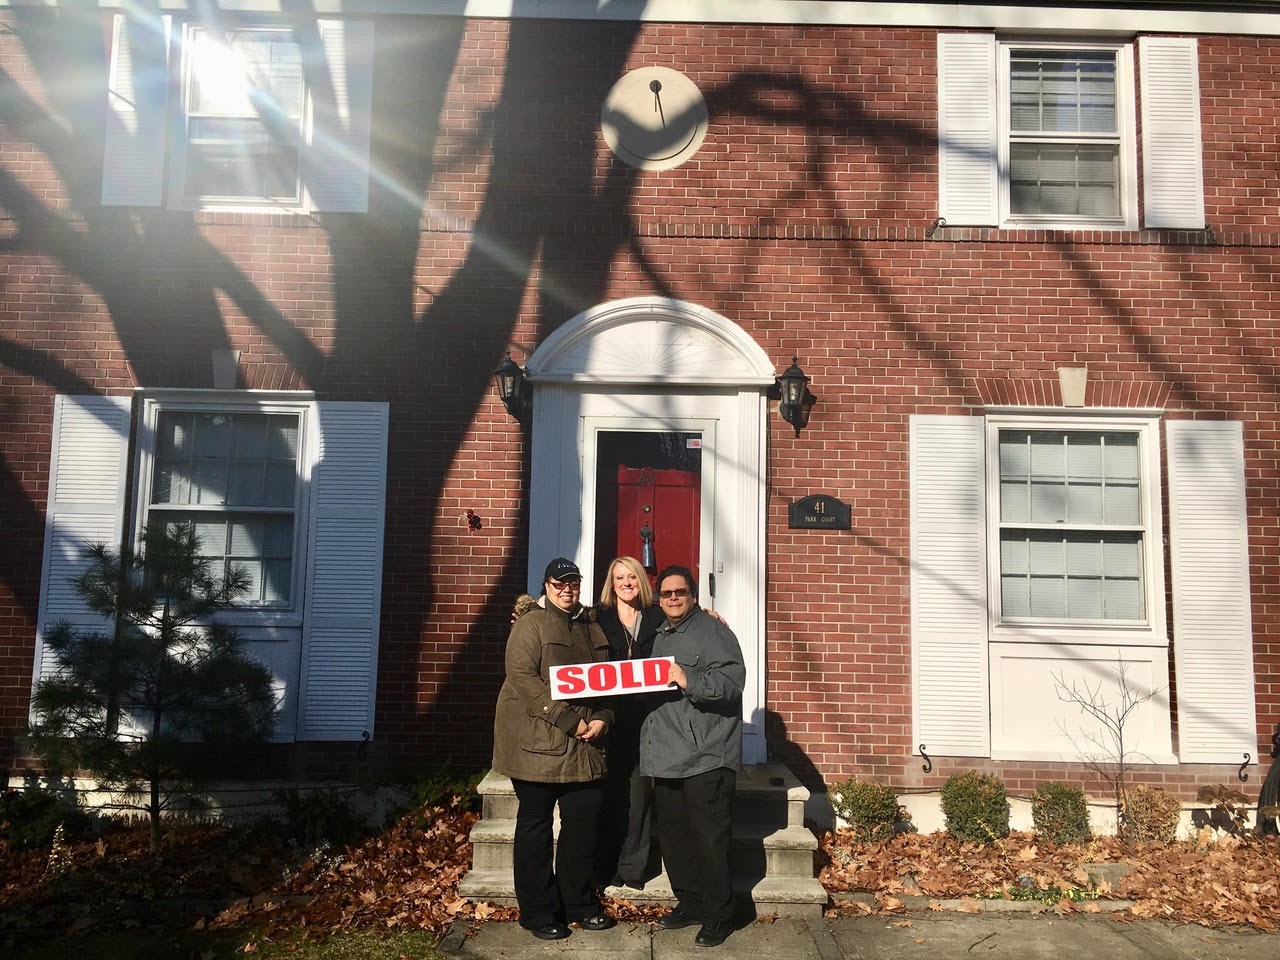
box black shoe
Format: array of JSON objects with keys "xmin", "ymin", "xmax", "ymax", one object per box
[
  {"xmin": 657, "ymin": 908, "xmax": 699, "ymax": 930},
  {"xmin": 527, "ymin": 922, "xmax": 570, "ymax": 940},
  {"xmin": 695, "ymin": 923, "xmax": 731, "ymax": 947},
  {"xmin": 578, "ymin": 914, "xmax": 617, "ymax": 931}
]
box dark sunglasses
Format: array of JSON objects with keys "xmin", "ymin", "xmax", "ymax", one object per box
[{"xmin": 659, "ymin": 588, "xmax": 690, "ymax": 599}]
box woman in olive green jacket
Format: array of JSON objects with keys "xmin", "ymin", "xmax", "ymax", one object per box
[{"xmin": 491, "ymin": 558, "xmax": 615, "ymax": 941}]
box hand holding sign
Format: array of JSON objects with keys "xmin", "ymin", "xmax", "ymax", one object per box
[
  {"xmin": 668, "ymin": 661, "xmax": 687, "ymax": 689},
  {"xmin": 550, "ymin": 656, "xmax": 676, "ymax": 700},
  {"xmin": 577, "ymin": 718, "xmax": 607, "ymax": 740}
]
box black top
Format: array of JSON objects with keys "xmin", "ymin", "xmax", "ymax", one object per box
[
  {"xmin": 594, "ymin": 603, "xmax": 664, "ymax": 662},
  {"xmin": 593, "ymin": 603, "xmax": 665, "ymax": 767}
]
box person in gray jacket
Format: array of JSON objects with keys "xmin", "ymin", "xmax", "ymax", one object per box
[{"xmin": 640, "ymin": 564, "xmax": 745, "ymax": 948}]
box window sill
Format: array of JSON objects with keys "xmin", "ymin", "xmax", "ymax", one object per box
[{"xmin": 991, "ymin": 624, "xmax": 1168, "ymax": 647}]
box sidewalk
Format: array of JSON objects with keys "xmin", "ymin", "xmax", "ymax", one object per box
[{"xmin": 439, "ymin": 914, "xmax": 1278, "ymax": 960}]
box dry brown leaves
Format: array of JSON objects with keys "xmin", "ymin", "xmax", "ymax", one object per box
[
  {"xmin": 819, "ymin": 827, "xmax": 1280, "ymax": 931},
  {"xmin": 211, "ymin": 804, "xmax": 516, "ymax": 938}
]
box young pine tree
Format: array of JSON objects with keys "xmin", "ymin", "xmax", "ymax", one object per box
[{"xmin": 30, "ymin": 524, "xmax": 279, "ymax": 853}]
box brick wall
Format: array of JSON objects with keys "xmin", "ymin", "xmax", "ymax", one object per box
[{"xmin": 1, "ymin": 12, "xmax": 1278, "ymax": 796}]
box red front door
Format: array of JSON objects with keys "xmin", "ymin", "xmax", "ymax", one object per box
[{"xmin": 593, "ymin": 431, "xmax": 702, "ymax": 593}]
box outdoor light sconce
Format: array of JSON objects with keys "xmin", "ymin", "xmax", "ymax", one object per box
[
  {"xmin": 774, "ymin": 356, "xmax": 817, "ymax": 437},
  {"xmin": 492, "ymin": 351, "xmax": 531, "ymax": 422}
]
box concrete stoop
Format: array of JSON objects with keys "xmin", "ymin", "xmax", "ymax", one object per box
[{"xmin": 457, "ymin": 764, "xmax": 829, "ymax": 919}]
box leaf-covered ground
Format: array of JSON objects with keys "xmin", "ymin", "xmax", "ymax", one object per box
[
  {"xmin": 821, "ymin": 827, "xmax": 1280, "ymax": 931},
  {"xmin": 6, "ymin": 802, "xmax": 1280, "ymax": 949}
]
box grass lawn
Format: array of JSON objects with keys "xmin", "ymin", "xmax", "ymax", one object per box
[{"xmin": 8, "ymin": 927, "xmax": 449, "ymax": 960}]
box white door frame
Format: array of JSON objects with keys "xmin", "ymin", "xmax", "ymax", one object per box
[{"xmin": 524, "ymin": 298, "xmax": 775, "ymax": 764}]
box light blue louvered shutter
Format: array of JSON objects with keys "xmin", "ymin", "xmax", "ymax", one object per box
[
  {"xmin": 32, "ymin": 395, "xmax": 132, "ymax": 692},
  {"xmin": 1140, "ymin": 36, "xmax": 1205, "ymax": 229},
  {"xmin": 101, "ymin": 13, "xmax": 170, "ymax": 207},
  {"xmin": 302, "ymin": 20, "xmax": 375, "ymax": 213},
  {"xmin": 910, "ymin": 415, "xmax": 990, "ymax": 756},
  {"xmin": 938, "ymin": 33, "xmax": 999, "ymax": 226},
  {"xmin": 297, "ymin": 402, "xmax": 389, "ymax": 740},
  {"xmin": 1167, "ymin": 420, "xmax": 1257, "ymax": 763}
]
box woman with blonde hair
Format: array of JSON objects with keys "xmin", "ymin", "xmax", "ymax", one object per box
[{"xmin": 594, "ymin": 555, "xmax": 666, "ymax": 889}]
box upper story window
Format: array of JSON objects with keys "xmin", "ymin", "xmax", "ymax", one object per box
[
  {"xmin": 140, "ymin": 402, "xmax": 308, "ymax": 611},
  {"xmin": 937, "ymin": 33, "xmax": 1203, "ymax": 231},
  {"xmin": 101, "ymin": 14, "xmax": 374, "ymax": 213},
  {"xmin": 181, "ymin": 28, "xmax": 305, "ymax": 204},
  {"xmin": 1006, "ymin": 48, "xmax": 1124, "ymax": 221},
  {"xmin": 999, "ymin": 41, "xmax": 1136, "ymax": 228}
]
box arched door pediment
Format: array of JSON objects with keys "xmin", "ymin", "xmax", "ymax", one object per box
[{"xmin": 526, "ymin": 297, "xmax": 776, "ymax": 385}]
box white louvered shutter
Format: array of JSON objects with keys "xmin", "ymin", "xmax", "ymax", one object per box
[
  {"xmin": 32, "ymin": 395, "xmax": 132, "ymax": 691},
  {"xmin": 298, "ymin": 402, "xmax": 389, "ymax": 740},
  {"xmin": 910, "ymin": 415, "xmax": 990, "ymax": 756},
  {"xmin": 1140, "ymin": 36, "xmax": 1205, "ymax": 229},
  {"xmin": 1167, "ymin": 420, "xmax": 1257, "ymax": 763},
  {"xmin": 938, "ymin": 33, "xmax": 999, "ymax": 227},
  {"xmin": 302, "ymin": 20, "xmax": 375, "ymax": 213},
  {"xmin": 101, "ymin": 13, "xmax": 170, "ymax": 207}
]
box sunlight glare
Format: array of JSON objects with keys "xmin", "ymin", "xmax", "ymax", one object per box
[{"xmin": 189, "ymin": 32, "xmax": 253, "ymax": 115}]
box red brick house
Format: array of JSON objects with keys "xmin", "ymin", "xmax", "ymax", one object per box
[{"xmin": 1, "ymin": 1, "xmax": 1277, "ymax": 809}]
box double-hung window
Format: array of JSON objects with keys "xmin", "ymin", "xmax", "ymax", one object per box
[
  {"xmin": 34, "ymin": 393, "xmax": 390, "ymax": 743},
  {"xmin": 180, "ymin": 27, "xmax": 305, "ymax": 205},
  {"xmin": 938, "ymin": 33, "xmax": 1202, "ymax": 230},
  {"xmin": 101, "ymin": 14, "xmax": 374, "ymax": 213},
  {"xmin": 911, "ymin": 413, "xmax": 1257, "ymax": 764},
  {"xmin": 986, "ymin": 415, "xmax": 1163, "ymax": 643},
  {"xmin": 145, "ymin": 406, "xmax": 305, "ymax": 608},
  {"xmin": 999, "ymin": 41, "xmax": 1137, "ymax": 228},
  {"xmin": 997, "ymin": 429, "xmax": 1143, "ymax": 622}
]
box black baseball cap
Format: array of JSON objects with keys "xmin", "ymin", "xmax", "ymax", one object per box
[{"xmin": 543, "ymin": 557, "xmax": 582, "ymax": 582}]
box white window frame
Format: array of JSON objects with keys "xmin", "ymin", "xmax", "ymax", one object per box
[
  {"xmin": 984, "ymin": 411, "xmax": 1166, "ymax": 646},
  {"xmin": 996, "ymin": 39, "xmax": 1139, "ymax": 230},
  {"xmin": 168, "ymin": 22, "xmax": 311, "ymax": 213},
  {"xmin": 131, "ymin": 391, "xmax": 312, "ymax": 628}
]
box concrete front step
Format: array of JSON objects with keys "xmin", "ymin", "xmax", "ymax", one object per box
[
  {"xmin": 469, "ymin": 818, "xmax": 817, "ymax": 878},
  {"xmin": 475, "ymin": 764, "xmax": 810, "ymax": 826},
  {"xmin": 459, "ymin": 763, "xmax": 827, "ymax": 918},
  {"xmin": 457, "ymin": 870, "xmax": 826, "ymax": 919}
]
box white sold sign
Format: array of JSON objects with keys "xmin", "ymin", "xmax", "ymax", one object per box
[{"xmin": 550, "ymin": 656, "xmax": 675, "ymax": 700}]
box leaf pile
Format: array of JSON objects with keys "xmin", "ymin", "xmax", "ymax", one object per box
[
  {"xmin": 820, "ymin": 827, "xmax": 1280, "ymax": 930},
  {"xmin": 211, "ymin": 802, "xmax": 513, "ymax": 938}
]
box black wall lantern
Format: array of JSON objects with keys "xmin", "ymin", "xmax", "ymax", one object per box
[
  {"xmin": 775, "ymin": 356, "xmax": 816, "ymax": 437},
  {"xmin": 493, "ymin": 351, "xmax": 530, "ymax": 422}
]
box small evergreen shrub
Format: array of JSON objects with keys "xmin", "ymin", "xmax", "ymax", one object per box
[
  {"xmin": 273, "ymin": 787, "xmax": 367, "ymax": 849},
  {"xmin": 1124, "ymin": 785, "xmax": 1181, "ymax": 843},
  {"xmin": 0, "ymin": 787, "xmax": 89, "ymax": 850},
  {"xmin": 940, "ymin": 771, "xmax": 1010, "ymax": 843},
  {"xmin": 828, "ymin": 778, "xmax": 900, "ymax": 842},
  {"xmin": 413, "ymin": 767, "xmax": 485, "ymax": 814},
  {"xmin": 1031, "ymin": 781, "xmax": 1091, "ymax": 845}
]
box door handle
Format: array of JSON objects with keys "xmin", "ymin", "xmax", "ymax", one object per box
[{"xmin": 708, "ymin": 572, "xmax": 715, "ymax": 598}]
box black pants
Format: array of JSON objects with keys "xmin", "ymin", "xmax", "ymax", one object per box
[
  {"xmin": 598, "ymin": 758, "xmax": 657, "ymax": 888},
  {"xmin": 511, "ymin": 778, "xmax": 604, "ymax": 928},
  {"xmin": 653, "ymin": 767, "xmax": 736, "ymax": 927}
]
